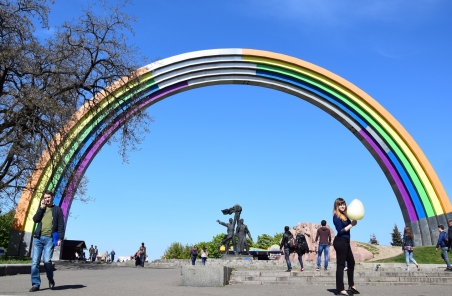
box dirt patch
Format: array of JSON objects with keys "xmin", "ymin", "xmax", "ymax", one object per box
[{"xmin": 366, "ymin": 244, "xmax": 403, "ymax": 262}]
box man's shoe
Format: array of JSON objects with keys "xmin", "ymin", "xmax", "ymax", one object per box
[
  {"xmin": 285, "ymin": 269, "xmax": 291, "ymax": 272},
  {"xmin": 29, "ymin": 286, "xmax": 40, "ymax": 292},
  {"xmin": 316, "ymin": 266, "xmax": 320, "ymax": 271},
  {"xmin": 324, "ymin": 267, "xmax": 328, "ymax": 271},
  {"xmin": 49, "ymin": 279, "xmax": 55, "ymax": 289}
]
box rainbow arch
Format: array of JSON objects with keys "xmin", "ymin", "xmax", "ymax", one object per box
[{"xmin": 8, "ymin": 49, "xmax": 451, "ymax": 255}]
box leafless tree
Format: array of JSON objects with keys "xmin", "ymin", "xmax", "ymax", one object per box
[{"xmin": 0, "ymin": 0, "xmax": 151, "ymax": 213}]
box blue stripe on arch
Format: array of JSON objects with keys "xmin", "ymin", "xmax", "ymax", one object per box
[
  {"xmin": 255, "ymin": 68, "xmax": 426, "ymax": 220},
  {"xmin": 53, "ymin": 83, "xmax": 160, "ymax": 206}
]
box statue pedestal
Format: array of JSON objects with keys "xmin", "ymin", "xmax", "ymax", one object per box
[{"xmin": 222, "ymin": 254, "xmax": 253, "ymax": 260}]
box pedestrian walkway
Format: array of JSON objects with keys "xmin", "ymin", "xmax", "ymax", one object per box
[{"xmin": 1, "ymin": 266, "xmax": 450, "ymax": 296}]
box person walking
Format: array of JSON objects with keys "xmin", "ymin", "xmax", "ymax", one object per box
[
  {"xmin": 190, "ymin": 245, "xmax": 198, "ymax": 265},
  {"xmin": 436, "ymin": 224, "xmax": 452, "ymax": 271},
  {"xmin": 139, "ymin": 243, "xmax": 146, "ymax": 267},
  {"xmin": 29, "ymin": 190, "xmax": 65, "ymax": 292},
  {"xmin": 295, "ymin": 229, "xmax": 308, "ymax": 272},
  {"xmin": 94, "ymin": 246, "xmax": 98, "ymax": 261},
  {"xmin": 332, "ymin": 197, "xmax": 360, "ymax": 295},
  {"xmin": 135, "ymin": 250, "xmax": 141, "ymax": 267},
  {"xmin": 110, "ymin": 249, "xmax": 116, "ymax": 262},
  {"xmin": 201, "ymin": 246, "xmax": 209, "ymax": 266},
  {"xmin": 279, "ymin": 226, "xmax": 293, "ymax": 272},
  {"xmin": 89, "ymin": 245, "xmax": 94, "ymax": 262},
  {"xmin": 104, "ymin": 250, "xmax": 109, "ymax": 263},
  {"xmin": 402, "ymin": 226, "xmax": 420, "ymax": 271},
  {"xmin": 315, "ymin": 219, "xmax": 332, "ymax": 271}
]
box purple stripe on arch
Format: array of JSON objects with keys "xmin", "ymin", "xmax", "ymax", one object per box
[
  {"xmin": 359, "ymin": 130, "xmax": 417, "ymax": 222},
  {"xmin": 60, "ymin": 81, "xmax": 189, "ymax": 219}
]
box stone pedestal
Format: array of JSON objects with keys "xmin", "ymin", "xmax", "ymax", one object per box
[
  {"xmin": 222, "ymin": 254, "xmax": 253, "ymax": 260},
  {"xmin": 180, "ymin": 265, "xmax": 233, "ymax": 287}
]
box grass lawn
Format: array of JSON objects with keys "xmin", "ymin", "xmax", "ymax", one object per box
[
  {"xmin": 0, "ymin": 256, "xmax": 32, "ymax": 264},
  {"xmin": 373, "ymin": 246, "xmax": 452, "ymax": 264}
]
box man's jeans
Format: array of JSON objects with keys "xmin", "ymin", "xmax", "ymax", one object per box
[
  {"xmin": 284, "ymin": 248, "xmax": 292, "ymax": 270},
  {"xmin": 441, "ymin": 247, "xmax": 451, "ymax": 267},
  {"xmin": 317, "ymin": 244, "xmax": 329, "ymax": 268},
  {"xmin": 191, "ymin": 256, "xmax": 196, "ymax": 265},
  {"xmin": 140, "ymin": 253, "xmax": 145, "ymax": 267},
  {"xmin": 31, "ymin": 236, "xmax": 54, "ymax": 287}
]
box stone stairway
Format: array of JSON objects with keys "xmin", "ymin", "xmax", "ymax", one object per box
[{"xmin": 229, "ymin": 264, "xmax": 452, "ymax": 286}]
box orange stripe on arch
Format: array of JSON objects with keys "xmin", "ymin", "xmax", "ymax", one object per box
[{"xmin": 242, "ymin": 48, "xmax": 451, "ymax": 213}]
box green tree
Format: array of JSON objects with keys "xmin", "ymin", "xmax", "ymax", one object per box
[
  {"xmin": 369, "ymin": 233, "xmax": 379, "ymax": 245},
  {"xmin": 271, "ymin": 232, "xmax": 283, "ymax": 246},
  {"xmin": 0, "ymin": 0, "xmax": 149, "ymax": 213},
  {"xmin": 390, "ymin": 224, "xmax": 403, "ymax": 246},
  {"xmin": 203, "ymin": 233, "xmax": 225, "ymax": 259},
  {"xmin": 255, "ymin": 234, "xmax": 273, "ymax": 249},
  {"xmin": 163, "ymin": 242, "xmax": 191, "ymax": 259},
  {"xmin": 0, "ymin": 210, "xmax": 15, "ymax": 251}
]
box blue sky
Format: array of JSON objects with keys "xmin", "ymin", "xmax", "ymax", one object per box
[{"xmin": 42, "ymin": 0, "xmax": 452, "ymax": 260}]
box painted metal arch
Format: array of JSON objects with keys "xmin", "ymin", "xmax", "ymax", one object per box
[{"xmin": 9, "ymin": 49, "xmax": 450, "ymax": 255}]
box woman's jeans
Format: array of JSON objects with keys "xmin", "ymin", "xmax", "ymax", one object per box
[
  {"xmin": 317, "ymin": 244, "xmax": 329, "ymax": 268},
  {"xmin": 333, "ymin": 237, "xmax": 355, "ymax": 292},
  {"xmin": 297, "ymin": 251, "xmax": 304, "ymax": 269},
  {"xmin": 191, "ymin": 256, "xmax": 196, "ymax": 265},
  {"xmin": 31, "ymin": 236, "xmax": 54, "ymax": 287},
  {"xmin": 201, "ymin": 257, "xmax": 207, "ymax": 265},
  {"xmin": 441, "ymin": 247, "xmax": 451, "ymax": 267},
  {"xmin": 404, "ymin": 250, "xmax": 417, "ymax": 266}
]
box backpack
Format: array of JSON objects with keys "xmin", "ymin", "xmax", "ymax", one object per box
[
  {"xmin": 288, "ymin": 233, "xmax": 297, "ymax": 249},
  {"xmin": 296, "ymin": 234, "xmax": 309, "ymax": 253}
]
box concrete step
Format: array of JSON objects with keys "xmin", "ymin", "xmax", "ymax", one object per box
[
  {"xmin": 229, "ymin": 269, "xmax": 452, "ymax": 286},
  {"xmin": 232, "ymin": 270, "xmax": 452, "ymax": 277},
  {"xmin": 228, "ymin": 280, "xmax": 452, "ymax": 286}
]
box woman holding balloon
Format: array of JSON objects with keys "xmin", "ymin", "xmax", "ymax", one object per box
[{"xmin": 332, "ymin": 198, "xmax": 363, "ymax": 295}]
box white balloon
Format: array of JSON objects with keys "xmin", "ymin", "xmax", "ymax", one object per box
[{"xmin": 347, "ymin": 199, "xmax": 365, "ymax": 220}]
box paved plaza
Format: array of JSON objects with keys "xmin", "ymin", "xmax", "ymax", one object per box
[{"xmin": 0, "ymin": 265, "xmax": 449, "ymax": 296}]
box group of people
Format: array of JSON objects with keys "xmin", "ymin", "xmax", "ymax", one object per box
[
  {"xmin": 280, "ymin": 198, "xmax": 452, "ymax": 295},
  {"xmin": 88, "ymin": 245, "xmax": 115, "ymax": 262},
  {"xmin": 26, "ymin": 190, "xmax": 452, "ymax": 294},
  {"xmin": 189, "ymin": 245, "xmax": 209, "ymax": 265},
  {"xmin": 278, "ymin": 198, "xmax": 362, "ymax": 295},
  {"xmin": 133, "ymin": 243, "xmax": 147, "ymax": 267}
]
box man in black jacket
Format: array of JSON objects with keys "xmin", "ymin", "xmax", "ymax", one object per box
[
  {"xmin": 29, "ymin": 190, "xmax": 65, "ymax": 292},
  {"xmin": 279, "ymin": 226, "xmax": 292, "ymax": 272}
]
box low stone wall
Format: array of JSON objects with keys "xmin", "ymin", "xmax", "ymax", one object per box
[
  {"xmin": 180, "ymin": 265, "xmax": 232, "ymax": 287},
  {"xmin": 0, "ymin": 263, "xmax": 52, "ymax": 276}
]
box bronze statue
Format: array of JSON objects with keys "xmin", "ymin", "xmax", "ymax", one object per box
[
  {"xmin": 217, "ymin": 218, "xmax": 235, "ymax": 254},
  {"xmin": 236, "ymin": 219, "xmax": 253, "ymax": 254},
  {"xmin": 221, "ymin": 204, "xmax": 242, "ymax": 251}
]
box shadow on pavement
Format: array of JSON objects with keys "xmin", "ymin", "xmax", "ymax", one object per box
[{"xmin": 52, "ymin": 284, "xmax": 86, "ymax": 290}]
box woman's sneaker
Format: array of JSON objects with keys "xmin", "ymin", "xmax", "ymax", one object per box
[{"xmin": 316, "ymin": 266, "xmax": 320, "ymax": 271}]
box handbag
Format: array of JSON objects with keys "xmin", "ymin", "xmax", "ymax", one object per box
[{"xmin": 404, "ymin": 246, "xmax": 413, "ymax": 251}]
